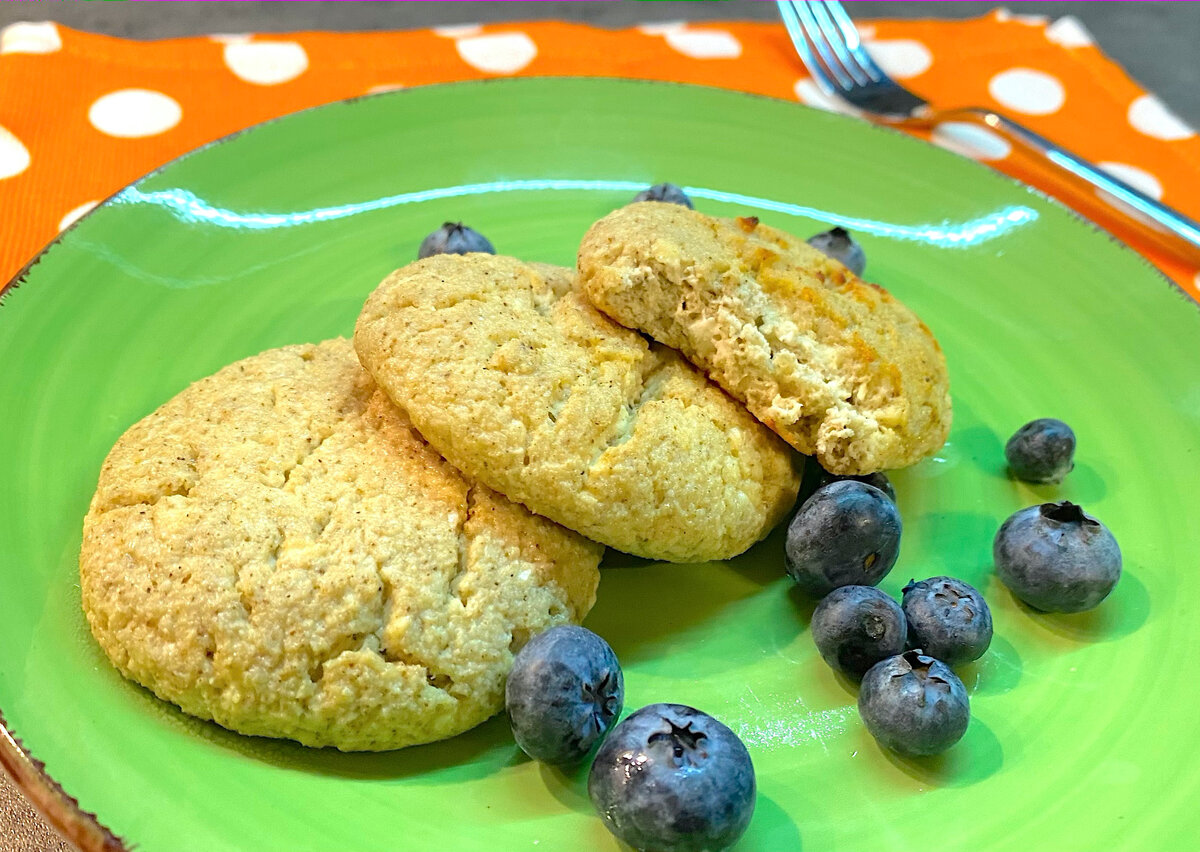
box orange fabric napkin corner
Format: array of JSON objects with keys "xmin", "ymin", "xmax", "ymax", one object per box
[{"xmin": 1, "ymin": 15, "xmax": 1198, "ymax": 296}]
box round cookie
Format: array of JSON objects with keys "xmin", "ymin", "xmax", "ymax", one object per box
[
  {"xmin": 80, "ymin": 339, "xmax": 601, "ymax": 751},
  {"xmin": 577, "ymin": 202, "xmax": 952, "ymax": 475},
  {"xmin": 354, "ymin": 255, "xmax": 801, "ymax": 564}
]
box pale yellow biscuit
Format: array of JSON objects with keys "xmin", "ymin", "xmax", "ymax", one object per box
[
  {"xmin": 577, "ymin": 202, "xmax": 952, "ymax": 475},
  {"xmin": 354, "ymin": 255, "xmax": 801, "ymax": 563},
  {"xmin": 79, "ymin": 339, "xmax": 601, "ymax": 751}
]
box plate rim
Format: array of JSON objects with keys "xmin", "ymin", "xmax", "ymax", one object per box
[{"xmin": 1, "ymin": 75, "xmax": 1193, "ymax": 851}]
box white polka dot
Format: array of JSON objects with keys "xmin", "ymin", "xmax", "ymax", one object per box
[
  {"xmin": 1045, "ymin": 16, "xmax": 1093, "ymax": 48},
  {"xmin": 58, "ymin": 200, "xmax": 98, "ymax": 232},
  {"xmin": 434, "ymin": 24, "xmax": 482, "ymax": 38},
  {"xmin": 0, "ymin": 124, "xmax": 31, "ymax": 179},
  {"xmin": 209, "ymin": 33, "xmax": 251, "ymax": 45},
  {"xmin": 1, "ymin": 21, "xmax": 61, "ymax": 54},
  {"xmin": 88, "ymin": 89, "xmax": 182, "ymax": 138},
  {"xmin": 1097, "ymin": 189, "xmax": 1165, "ymax": 232},
  {"xmin": 1098, "ymin": 161, "xmax": 1163, "ymax": 200},
  {"xmin": 864, "ymin": 39, "xmax": 932, "ymax": 79},
  {"xmin": 367, "ymin": 83, "xmax": 406, "ymax": 95},
  {"xmin": 1193, "ymin": 270, "xmax": 1200, "ymax": 290},
  {"xmin": 988, "ymin": 68, "xmax": 1065, "ymax": 115},
  {"xmin": 223, "ymin": 41, "xmax": 308, "ymax": 86},
  {"xmin": 1094, "ymin": 162, "xmax": 1166, "ymax": 229},
  {"xmin": 664, "ymin": 29, "xmax": 741, "ymax": 60},
  {"xmin": 455, "ymin": 32, "xmax": 537, "ymax": 75},
  {"xmin": 995, "ymin": 8, "xmax": 1048, "ymax": 25},
  {"xmin": 931, "ymin": 122, "xmax": 1012, "ymax": 161},
  {"xmin": 855, "ymin": 25, "xmax": 877, "ymax": 39},
  {"xmin": 637, "ymin": 22, "xmax": 686, "ymax": 36},
  {"xmin": 1128, "ymin": 94, "xmax": 1195, "ymax": 141},
  {"xmin": 793, "ymin": 79, "xmax": 862, "ymax": 118}
]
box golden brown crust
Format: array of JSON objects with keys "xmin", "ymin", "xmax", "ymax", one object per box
[
  {"xmin": 354, "ymin": 254, "xmax": 801, "ymax": 563},
  {"xmin": 79, "ymin": 339, "xmax": 601, "ymax": 751},
  {"xmin": 577, "ymin": 202, "xmax": 952, "ymax": 475}
]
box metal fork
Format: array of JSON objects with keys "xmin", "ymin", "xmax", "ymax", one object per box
[{"xmin": 778, "ymin": 0, "xmax": 1200, "ymax": 264}]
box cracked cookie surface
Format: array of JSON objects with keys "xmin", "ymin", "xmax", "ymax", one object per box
[
  {"xmin": 354, "ymin": 255, "xmax": 801, "ymax": 563},
  {"xmin": 577, "ymin": 202, "xmax": 952, "ymax": 475},
  {"xmin": 79, "ymin": 339, "xmax": 601, "ymax": 751}
]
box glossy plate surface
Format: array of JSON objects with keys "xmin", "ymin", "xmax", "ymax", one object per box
[{"xmin": 1, "ymin": 78, "xmax": 1197, "ymax": 851}]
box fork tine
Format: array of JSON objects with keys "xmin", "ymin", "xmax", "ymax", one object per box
[
  {"xmin": 806, "ymin": 1, "xmax": 873, "ymax": 87},
  {"xmin": 820, "ymin": 1, "xmax": 887, "ymax": 84},
  {"xmin": 783, "ymin": 1, "xmax": 856, "ymax": 93},
  {"xmin": 776, "ymin": 1, "xmax": 843, "ymax": 95}
]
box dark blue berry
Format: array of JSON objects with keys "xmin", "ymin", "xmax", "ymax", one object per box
[
  {"xmin": 589, "ymin": 704, "xmax": 755, "ymax": 852},
  {"xmin": 633, "ymin": 182, "xmax": 694, "ymax": 208},
  {"xmin": 993, "ymin": 501, "xmax": 1121, "ymax": 613},
  {"xmin": 417, "ymin": 222, "xmax": 495, "ymax": 259},
  {"xmin": 901, "ymin": 576, "xmax": 993, "ymax": 666},
  {"xmin": 807, "ymin": 226, "xmax": 866, "ymax": 277},
  {"xmin": 811, "ymin": 585, "xmax": 906, "ymax": 679},
  {"xmin": 858, "ymin": 650, "xmax": 970, "ymax": 756},
  {"xmin": 816, "ymin": 469, "xmax": 896, "ymax": 504},
  {"xmin": 1005, "ymin": 418, "xmax": 1075, "ymax": 484},
  {"xmin": 785, "ymin": 480, "xmax": 902, "ymax": 597},
  {"xmin": 506, "ymin": 625, "xmax": 623, "ymax": 765}
]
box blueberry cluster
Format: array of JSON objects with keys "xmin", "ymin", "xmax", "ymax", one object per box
[
  {"xmin": 506, "ymin": 625, "xmax": 755, "ymax": 852},
  {"xmin": 791, "ymin": 418, "xmax": 1122, "ymax": 759},
  {"xmin": 787, "ymin": 471, "xmax": 986, "ymax": 755}
]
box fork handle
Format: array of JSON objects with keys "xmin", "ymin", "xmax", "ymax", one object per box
[{"xmin": 954, "ymin": 107, "xmax": 1200, "ymax": 264}]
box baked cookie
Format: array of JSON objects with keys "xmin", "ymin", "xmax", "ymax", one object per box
[
  {"xmin": 577, "ymin": 202, "xmax": 952, "ymax": 475},
  {"xmin": 79, "ymin": 339, "xmax": 601, "ymax": 752},
  {"xmin": 354, "ymin": 255, "xmax": 801, "ymax": 563}
]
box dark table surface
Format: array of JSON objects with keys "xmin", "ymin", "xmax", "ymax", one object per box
[{"xmin": 1, "ymin": 2, "xmax": 1196, "ymax": 849}]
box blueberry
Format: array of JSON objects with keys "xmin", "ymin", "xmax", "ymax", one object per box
[
  {"xmin": 858, "ymin": 650, "xmax": 970, "ymax": 756},
  {"xmin": 417, "ymin": 222, "xmax": 495, "ymax": 259},
  {"xmin": 588, "ymin": 703, "xmax": 755, "ymax": 852},
  {"xmin": 815, "ymin": 469, "xmax": 896, "ymax": 504},
  {"xmin": 901, "ymin": 576, "xmax": 992, "ymax": 666},
  {"xmin": 785, "ymin": 480, "xmax": 902, "ymax": 597},
  {"xmin": 1005, "ymin": 418, "xmax": 1076, "ymax": 484},
  {"xmin": 506, "ymin": 625, "xmax": 623, "ymax": 765},
  {"xmin": 811, "ymin": 585, "xmax": 906, "ymax": 679},
  {"xmin": 993, "ymin": 501, "xmax": 1121, "ymax": 613},
  {"xmin": 632, "ymin": 182, "xmax": 694, "ymax": 209},
  {"xmin": 807, "ymin": 226, "xmax": 866, "ymax": 277}
]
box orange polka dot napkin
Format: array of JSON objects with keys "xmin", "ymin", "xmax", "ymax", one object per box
[{"xmin": 2, "ymin": 14, "xmax": 1198, "ymax": 298}]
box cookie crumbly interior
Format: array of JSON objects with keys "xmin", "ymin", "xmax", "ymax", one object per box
[{"xmin": 577, "ymin": 202, "xmax": 952, "ymax": 475}]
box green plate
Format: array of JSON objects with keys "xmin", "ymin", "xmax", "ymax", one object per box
[{"xmin": 2, "ymin": 78, "xmax": 1197, "ymax": 852}]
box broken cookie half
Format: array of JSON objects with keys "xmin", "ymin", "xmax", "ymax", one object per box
[{"xmin": 577, "ymin": 202, "xmax": 952, "ymax": 475}]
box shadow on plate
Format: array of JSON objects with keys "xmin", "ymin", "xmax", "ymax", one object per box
[
  {"xmin": 877, "ymin": 714, "xmax": 1003, "ymax": 789},
  {"xmin": 957, "ymin": 633, "xmax": 1022, "ymax": 697},
  {"xmin": 891, "ymin": 509, "xmax": 1002, "ymax": 592},
  {"xmin": 171, "ymin": 705, "xmax": 523, "ymax": 782},
  {"xmin": 585, "ymin": 519, "xmax": 808, "ymax": 672},
  {"xmin": 736, "ymin": 793, "xmax": 804, "ymax": 851},
  {"xmin": 953, "ymin": 420, "xmax": 1007, "ymax": 480},
  {"xmin": 1009, "ymin": 459, "xmax": 1107, "ymax": 506},
  {"xmin": 538, "ymin": 760, "xmax": 592, "ymax": 816},
  {"xmin": 1013, "ymin": 568, "xmax": 1149, "ymax": 643}
]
